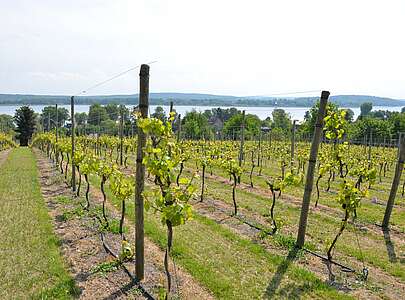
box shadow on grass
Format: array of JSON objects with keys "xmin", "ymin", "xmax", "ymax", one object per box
[
  {"xmin": 383, "ymin": 228, "xmax": 397, "ymax": 263},
  {"xmin": 264, "ymin": 246, "xmax": 301, "ymax": 299}
]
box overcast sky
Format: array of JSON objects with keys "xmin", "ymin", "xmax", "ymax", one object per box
[{"xmin": 1, "ymin": 0, "xmax": 404, "ymax": 98}]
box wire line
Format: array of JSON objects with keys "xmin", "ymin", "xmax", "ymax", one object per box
[{"xmin": 74, "ymin": 61, "xmax": 157, "ymax": 96}]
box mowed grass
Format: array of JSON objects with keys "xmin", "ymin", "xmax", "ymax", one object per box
[
  {"xmin": 0, "ymin": 148, "xmax": 78, "ymax": 299},
  {"xmin": 195, "ymin": 173, "xmax": 405, "ymax": 281},
  {"xmin": 186, "ymin": 156, "xmax": 405, "ymax": 231},
  {"xmin": 88, "ymin": 175, "xmax": 351, "ymax": 299}
]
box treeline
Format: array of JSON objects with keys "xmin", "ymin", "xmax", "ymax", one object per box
[
  {"xmin": 3, "ymin": 101, "xmax": 405, "ymax": 144},
  {"xmin": 1, "ymin": 93, "xmax": 405, "ymax": 107},
  {"xmin": 166, "ymin": 101, "xmax": 405, "ymax": 142}
]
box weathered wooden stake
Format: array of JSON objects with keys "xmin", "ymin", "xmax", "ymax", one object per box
[
  {"xmin": 257, "ymin": 131, "xmax": 262, "ymax": 167},
  {"xmin": 47, "ymin": 112, "xmax": 50, "ymax": 132},
  {"xmin": 238, "ymin": 110, "xmax": 246, "ymax": 183},
  {"xmin": 382, "ymin": 134, "xmax": 405, "ymax": 228},
  {"xmin": 177, "ymin": 114, "xmax": 182, "ymax": 142},
  {"xmin": 55, "ymin": 104, "xmax": 59, "ymax": 143},
  {"xmin": 135, "ymin": 64, "xmax": 149, "ymax": 280},
  {"xmin": 71, "ymin": 96, "xmax": 76, "ymax": 192},
  {"xmin": 291, "ymin": 120, "xmax": 296, "ymax": 170},
  {"xmin": 119, "ymin": 107, "xmax": 124, "ymax": 166},
  {"xmin": 368, "ymin": 130, "xmax": 372, "ymax": 168},
  {"xmin": 296, "ymin": 91, "xmax": 329, "ymax": 247}
]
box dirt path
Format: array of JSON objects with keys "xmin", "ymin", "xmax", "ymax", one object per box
[{"xmin": 34, "ymin": 149, "xmax": 214, "ymax": 300}]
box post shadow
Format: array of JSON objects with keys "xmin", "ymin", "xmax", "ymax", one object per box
[
  {"xmin": 382, "ymin": 228, "xmax": 397, "ymax": 263},
  {"xmin": 264, "ymin": 246, "xmax": 299, "ymax": 299}
]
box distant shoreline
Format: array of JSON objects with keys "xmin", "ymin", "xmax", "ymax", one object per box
[
  {"xmin": 1, "ymin": 93, "xmax": 404, "ymax": 108},
  {"xmin": 1, "ymin": 103, "xmax": 404, "ymax": 108}
]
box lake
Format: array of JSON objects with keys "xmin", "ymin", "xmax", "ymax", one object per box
[{"xmin": 0, "ymin": 104, "xmax": 403, "ymax": 122}]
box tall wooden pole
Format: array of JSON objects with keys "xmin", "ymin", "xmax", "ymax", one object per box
[
  {"xmin": 47, "ymin": 112, "xmax": 50, "ymax": 132},
  {"xmin": 238, "ymin": 110, "xmax": 246, "ymax": 183},
  {"xmin": 291, "ymin": 120, "xmax": 296, "ymax": 170},
  {"xmin": 119, "ymin": 107, "xmax": 124, "ymax": 166},
  {"xmin": 169, "ymin": 101, "xmax": 174, "ymax": 114},
  {"xmin": 55, "ymin": 104, "xmax": 59, "ymax": 163},
  {"xmin": 296, "ymin": 91, "xmax": 329, "ymax": 247},
  {"xmin": 55, "ymin": 104, "xmax": 58, "ymax": 143},
  {"xmin": 177, "ymin": 114, "xmax": 182, "ymax": 142},
  {"xmin": 382, "ymin": 134, "xmax": 405, "ymax": 228},
  {"xmin": 368, "ymin": 130, "xmax": 372, "ymax": 168},
  {"xmin": 257, "ymin": 130, "xmax": 262, "ymax": 166},
  {"xmin": 169, "ymin": 101, "xmax": 174, "ymax": 127},
  {"xmin": 71, "ymin": 96, "xmax": 76, "ymax": 192},
  {"xmin": 97, "ymin": 112, "xmax": 100, "ymax": 155},
  {"xmin": 135, "ymin": 64, "xmax": 149, "ymax": 280}
]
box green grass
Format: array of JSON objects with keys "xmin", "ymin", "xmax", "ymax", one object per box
[
  {"xmin": 184, "ymin": 167, "xmax": 405, "ymax": 282},
  {"xmin": 199, "ymin": 157, "xmax": 405, "ymax": 230},
  {"xmin": 0, "ymin": 148, "xmax": 79, "ymax": 299},
  {"xmin": 88, "ymin": 174, "xmax": 352, "ymax": 299}
]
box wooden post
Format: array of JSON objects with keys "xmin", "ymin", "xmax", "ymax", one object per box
[
  {"xmin": 291, "ymin": 120, "xmax": 296, "ymax": 170},
  {"xmin": 368, "ymin": 130, "xmax": 372, "ymax": 168},
  {"xmin": 71, "ymin": 96, "xmax": 76, "ymax": 192},
  {"xmin": 177, "ymin": 114, "xmax": 182, "ymax": 142},
  {"xmin": 47, "ymin": 112, "xmax": 50, "ymax": 132},
  {"xmin": 382, "ymin": 134, "xmax": 405, "ymax": 228},
  {"xmin": 135, "ymin": 64, "xmax": 149, "ymax": 280},
  {"xmin": 55, "ymin": 104, "xmax": 59, "ymax": 163},
  {"xmin": 397, "ymin": 132, "xmax": 403, "ymax": 158},
  {"xmin": 296, "ymin": 91, "xmax": 329, "ymax": 247},
  {"xmin": 257, "ymin": 130, "xmax": 262, "ymax": 166},
  {"xmin": 119, "ymin": 107, "xmax": 124, "ymax": 166},
  {"xmin": 238, "ymin": 110, "xmax": 245, "ymax": 183},
  {"xmin": 55, "ymin": 104, "xmax": 58, "ymax": 143},
  {"xmin": 97, "ymin": 112, "xmax": 100, "ymax": 155}
]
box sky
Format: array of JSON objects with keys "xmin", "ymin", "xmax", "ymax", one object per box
[{"xmin": 1, "ymin": 0, "xmax": 404, "ymax": 98}]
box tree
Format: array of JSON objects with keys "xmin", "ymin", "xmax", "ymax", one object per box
[
  {"xmin": 387, "ymin": 112, "xmax": 405, "ymax": 139},
  {"xmin": 401, "ymin": 107, "xmax": 405, "ymax": 113},
  {"xmin": 101, "ymin": 119, "xmax": 118, "ymax": 135},
  {"xmin": 203, "ymin": 107, "xmax": 240, "ymax": 123},
  {"xmin": 40, "ymin": 106, "xmax": 69, "ymax": 131},
  {"xmin": 118, "ymin": 104, "xmax": 130, "ymax": 121},
  {"xmin": 203, "ymin": 107, "xmax": 240, "ymax": 133},
  {"xmin": 105, "ymin": 103, "xmax": 119, "ymax": 121},
  {"xmin": 151, "ymin": 106, "xmax": 166, "ymax": 122},
  {"xmin": 182, "ymin": 110, "xmax": 212, "ymax": 139},
  {"xmin": 343, "ymin": 108, "xmax": 354, "ymax": 123},
  {"xmin": 75, "ymin": 112, "xmax": 88, "ymax": 126},
  {"xmin": 0, "ymin": 114, "xmax": 15, "ymax": 133},
  {"xmin": 360, "ymin": 102, "xmax": 373, "ymax": 116},
  {"xmin": 223, "ymin": 113, "xmax": 261, "ymax": 139},
  {"xmin": 349, "ymin": 117, "xmax": 392, "ymax": 141},
  {"xmin": 14, "ymin": 106, "xmax": 36, "ymax": 146},
  {"xmin": 88, "ymin": 104, "xmax": 109, "ymax": 126},
  {"xmin": 272, "ymin": 109, "xmax": 292, "ymax": 132}
]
